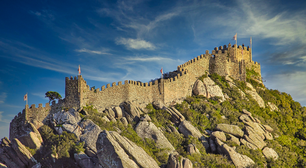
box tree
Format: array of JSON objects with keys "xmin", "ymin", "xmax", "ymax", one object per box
[{"xmin": 45, "ymin": 91, "xmax": 62, "ymax": 103}]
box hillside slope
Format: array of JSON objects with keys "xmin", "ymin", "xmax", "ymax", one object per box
[{"xmin": 1, "ymin": 72, "xmax": 306, "ymax": 168}]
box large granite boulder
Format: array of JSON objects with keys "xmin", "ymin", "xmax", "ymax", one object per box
[
  {"xmin": 121, "ymin": 101, "xmax": 143, "ymax": 123},
  {"xmin": 114, "ymin": 106, "xmax": 123, "ymax": 119},
  {"xmin": 53, "ymin": 108, "xmax": 81, "ymax": 125},
  {"xmin": 11, "ymin": 138, "xmax": 38, "ymax": 168},
  {"xmin": 244, "ymin": 126, "xmax": 266, "ymax": 149},
  {"xmin": 245, "ymin": 82, "xmax": 265, "ymax": 108},
  {"xmin": 268, "ymin": 102, "xmax": 279, "ymax": 111},
  {"xmin": 104, "ymin": 108, "xmax": 116, "ymax": 122},
  {"xmin": 52, "ymin": 109, "xmax": 82, "ymax": 138},
  {"xmin": 240, "ymin": 139, "xmax": 258, "ymax": 150},
  {"xmin": 135, "ymin": 118, "xmax": 175, "ymax": 153},
  {"xmin": 96, "ymin": 130, "xmax": 159, "ymax": 168},
  {"xmin": 211, "ymin": 131, "xmax": 226, "ymax": 142},
  {"xmin": 228, "ymin": 134, "xmax": 240, "ymax": 146},
  {"xmin": 187, "ymin": 144, "xmax": 200, "ymax": 155},
  {"xmin": 215, "ymin": 138, "xmax": 255, "ymax": 168},
  {"xmin": 165, "ymin": 107, "xmax": 185, "ymax": 125},
  {"xmin": 262, "ymin": 147, "xmax": 279, "ymax": 160},
  {"xmin": 0, "ymin": 162, "xmax": 7, "ymax": 168},
  {"xmin": 193, "ymin": 79, "xmax": 208, "ymax": 97},
  {"xmin": 74, "ymin": 152, "xmax": 96, "ymax": 168},
  {"xmin": 79, "ymin": 120, "xmax": 102, "ymax": 153},
  {"xmin": 178, "ymin": 121, "xmax": 202, "ymax": 138},
  {"xmin": 245, "ymin": 121, "xmax": 273, "ymax": 140},
  {"xmin": 215, "ymin": 124, "xmax": 244, "ymax": 138},
  {"xmin": 203, "ymin": 77, "xmax": 225, "ymax": 102},
  {"xmin": 16, "ymin": 122, "xmax": 43, "ymax": 150},
  {"xmin": 167, "ymin": 152, "xmax": 193, "ymax": 168},
  {"xmin": 179, "ymin": 120, "xmax": 209, "ymax": 150},
  {"xmin": 0, "ymin": 137, "xmax": 25, "ymax": 168}
]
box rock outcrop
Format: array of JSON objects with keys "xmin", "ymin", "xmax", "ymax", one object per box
[
  {"xmin": 16, "ymin": 122, "xmax": 43, "ymax": 150},
  {"xmin": 193, "ymin": 79, "xmax": 209, "ymax": 97},
  {"xmin": 74, "ymin": 152, "xmax": 96, "ymax": 168},
  {"xmin": 203, "ymin": 77, "xmax": 225, "ymax": 102},
  {"xmin": 215, "ymin": 138, "xmax": 255, "ymax": 168},
  {"xmin": 0, "ymin": 163, "xmax": 7, "ymax": 168},
  {"xmin": 178, "ymin": 120, "xmax": 202, "ymax": 138},
  {"xmin": 262, "ymin": 147, "xmax": 279, "ymax": 161},
  {"xmin": 268, "ymin": 102, "xmax": 279, "ymax": 111},
  {"xmin": 167, "ymin": 152, "xmax": 193, "ymax": 168},
  {"xmin": 96, "ymin": 130, "xmax": 159, "ymax": 168},
  {"xmin": 114, "ymin": 106, "xmax": 123, "ymax": 119},
  {"xmin": 135, "ymin": 116, "xmax": 175, "ymax": 153},
  {"xmin": 239, "ymin": 110, "xmax": 273, "ymax": 150},
  {"xmin": 245, "ymin": 82, "xmax": 265, "ymax": 108},
  {"xmin": 211, "ymin": 131, "xmax": 226, "ymax": 142},
  {"xmin": 0, "ymin": 137, "xmax": 39, "ymax": 168},
  {"xmin": 178, "ymin": 120, "xmax": 209, "ymax": 150},
  {"xmin": 52, "ymin": 109, "xmax": 82, "ymax": 138},
  {"xmin": 187, "ymin": 144, "xmax": 200, "ymax": 155},
  {"xmin": 215, "ymin": 124, "xmax": 244, "ymax": 138},
  {"xmin": 79, "ymin": 120, "xmax": 102, "ymax": 153},
  {"xmin": 165, "ymin": 107, "xmax": 185, "ymax": 125}
]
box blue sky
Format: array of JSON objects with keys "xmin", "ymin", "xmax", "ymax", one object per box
[{"xmin": 0, "ymin": 0, "xmax": 305, "ymax": 139}]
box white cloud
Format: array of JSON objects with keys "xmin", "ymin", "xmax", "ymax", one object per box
[
  {"xmin": 116, "ymin": 38, "xmax": 156, "ymax": 50},
  {"xmin": 31, "ymin": 92, "xmax": 48, "ymax": 99},
  {"xmin": 125, "ymin": 56, "xmax": 174, "ymax": 62},
  {"xmin": 0, "ymin": 92, "xmax": 7, "ymax": 104},
  {"xmin": 75, "ymin": 48, "xmax": 111, "ymax": 55}
]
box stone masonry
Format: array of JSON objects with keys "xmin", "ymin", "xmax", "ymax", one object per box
[{"xmin": 10, "ymin": 43, "xmax": 261, "ymax": 140}]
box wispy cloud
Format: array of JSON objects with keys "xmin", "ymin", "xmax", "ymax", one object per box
[
  {"xmin": 125, "ymin": 56, "xmax": 175, "ymax": 62},
  {"xmin": 29, "ymin": 10, "xmax": 55, "ymax": 22},
  {"xmin": 31, "ymin": 92, "xmax": 48, "ymax": 100},
  {"xmin": 75, "ymin": 48, "xmax": 111, "ymax": 55},
  {"xmin": 0, "ymin": 92, "xmax": 7, "ymax": 104},
  {"xmin": 98, "ymin": 2, "xmax": 180, "ymax": 39},
  {"xmin": 116, "ymin": 38, "xmax": 156, "ymax": 50},
  {"xmin": 29, "ymin": 11, "xmax": 41, "ymax": 16},
  {"xmin": 0, "ymin": 40, "xmax": 78, "ymax": 74}
]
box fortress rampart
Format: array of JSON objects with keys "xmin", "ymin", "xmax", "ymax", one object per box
[{"xmin": 10, "ymin": 43, "xmax": 261, "ymax": 140}]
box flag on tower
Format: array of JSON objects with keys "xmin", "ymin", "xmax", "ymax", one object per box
[
  {"xmin": 160, "ymin": 67, "xmax": 163, "ymax": 74},
  {"xmin": 24, "ymin": 94, "xmax": 27, "ymax": 101},
  {"xmin": 233, "ymin": 33, "xmax": 237, "ymax": 41},
  {"xmin": 78, "ymin": 65, "xmax": 81, "ymax": 75}
]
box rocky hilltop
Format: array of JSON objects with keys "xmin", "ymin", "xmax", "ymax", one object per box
[{"xmin": 1, "ymin": 46, "xmax": 306, "ymax": 168}]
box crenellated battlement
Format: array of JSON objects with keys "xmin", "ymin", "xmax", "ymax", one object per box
[
  {"xmin": 65, "ymin": 43, "xmax": 259, "ymax": 111},
  {"xmin": 13, "ymin": 43, "xmax": 261, "ymax": 128}
]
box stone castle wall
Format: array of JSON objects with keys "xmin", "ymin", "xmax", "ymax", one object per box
[
  {"xmin": 65, "ymin": 43, "xmax": 261, "ymax": 111},
  {"xmin": 11, "ymin": 43, "xmax": 262, "ymax": 135},
  {"xmin": 9, "ymin": 100, "xmax": 64, "ymax": 140}
]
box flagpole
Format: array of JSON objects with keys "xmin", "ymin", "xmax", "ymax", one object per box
[
  {"xmin": 236, "ymin": 33, "xmax": 237, "ymax": 60},
  {"xmin": 161, "ymin": 67, "xmax": 163, "ymax": 79},
  {"xmin": 250, "ymin": 36, "xmax": 252, "ymax": 61},
  {"xmin": 26, "ymin": 93, "xmax": 28, "ymax": 106}
]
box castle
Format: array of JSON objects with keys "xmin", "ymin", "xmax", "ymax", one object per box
[{"xmin": 10, "ymin": 43, "xmax": 261, "ymax": 140}]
